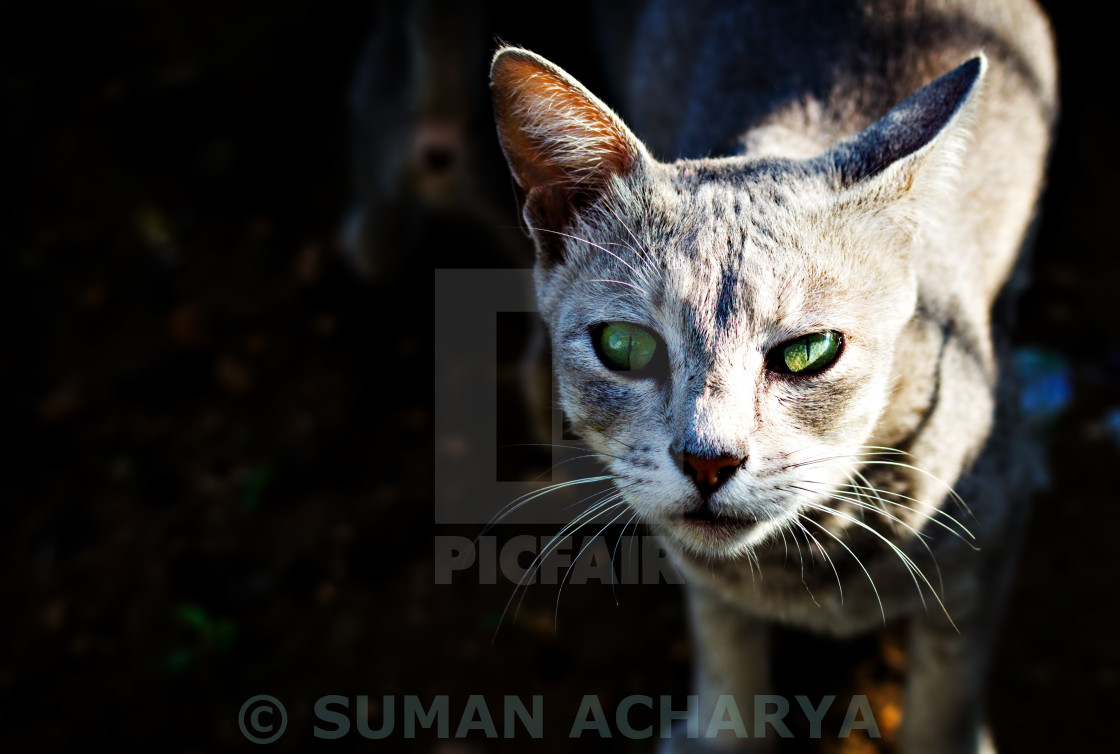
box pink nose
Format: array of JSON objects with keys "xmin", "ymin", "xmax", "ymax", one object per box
[{"xmin": 675, "ymin": 452, "xmax": 745, "ymax": 497}]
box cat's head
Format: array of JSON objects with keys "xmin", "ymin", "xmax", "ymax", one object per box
[{"xmin": 490, "ymin": 47, "xmax": 984, "ymax": 559}]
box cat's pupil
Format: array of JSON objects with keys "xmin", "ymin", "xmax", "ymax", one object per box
[{"xmin": 598, "ymin": 322, "xmax": 657, "ymax": 371}]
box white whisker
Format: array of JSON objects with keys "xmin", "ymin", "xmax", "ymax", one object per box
[
  {"xmin": 793, "ymin": 517, "xmax": 841, "ymax": 604},
  {"xmin": 555, "ymin": 503, "xmax": 632, "ymax": 626},
  {"xmin": 792, "ymin": 492, "xmax": 959, "ymax": 632}
]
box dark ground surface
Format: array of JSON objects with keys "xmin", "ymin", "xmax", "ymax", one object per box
[{"xmin": 3, "ymin": 1, "xmax": 1118, "ymax": 752}]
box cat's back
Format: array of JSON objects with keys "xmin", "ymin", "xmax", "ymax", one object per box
[
  {"xmin": 620, "ymin": 0, "xmax": 1055, "ymax": 158},
  {"xmin": 614, "ymin": 0, "xmax": 1056, "ymax": 308}
]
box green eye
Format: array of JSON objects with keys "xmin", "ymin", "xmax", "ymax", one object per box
[
  {"xmin": 597, "ymin": 322, "xmax": 658, "ymax": 371},
  {"xmin": 775, "ymin": 331, "xmax": 842, "ymax": 374}
]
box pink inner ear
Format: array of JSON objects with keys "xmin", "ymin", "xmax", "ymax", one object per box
[{"xmin": 491, "ymin": 51, "xmax": 636, "ymax": 192}]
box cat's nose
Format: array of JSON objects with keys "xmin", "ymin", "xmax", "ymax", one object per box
[{"xmin": 674, "ymin": 451, "xmax": 745, "ymax": 498}]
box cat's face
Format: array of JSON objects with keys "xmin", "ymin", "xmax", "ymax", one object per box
[
  {"xmin": 536, "ymin": 162, "xmax": 916, "ymax": 557},
  {"xmin": 491, "ymin": 47, "xmax": 982, "ymax": 559}
]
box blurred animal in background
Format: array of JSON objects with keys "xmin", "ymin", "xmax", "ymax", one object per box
[
  {"xmin": 341, "ymin": 0, "xmax": 534, "ymax": 280},
  {"xmin": 341, "ymin": 1, "xmax": 633, "ymax": 457}
]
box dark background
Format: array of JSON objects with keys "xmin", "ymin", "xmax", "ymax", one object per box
[{"xmin": 3, "ymin": 1, "xmax": 1117, "ymax": 751}]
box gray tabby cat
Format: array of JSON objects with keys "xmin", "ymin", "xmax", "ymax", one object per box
[{"xmin": 490, "ymin": 1, "xmax": 1056, "ymax": 752}]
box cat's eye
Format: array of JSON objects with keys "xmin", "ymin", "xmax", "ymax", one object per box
[
  {"xmin": 595, "ymin": 322, "xmax": 659, "ymax": 372},
  {"xmin": 768, "ymin": 331, "xmax": 842, "ymax": 375}
]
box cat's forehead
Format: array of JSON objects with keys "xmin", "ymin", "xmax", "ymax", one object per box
[
  {"xmin": 660, "ymin": 157, "xmax": 820, "ymax": 217},
  {"xmin": 553, "ymin": 159, "xmax": 912, "ymax": 344},
  {"xmin": 647, "ymin": 164, "xmax": 853, "ymax": 313},
  {"xmin": 571, "ymin": 159, "xmax": 908, "ymax": 344}
]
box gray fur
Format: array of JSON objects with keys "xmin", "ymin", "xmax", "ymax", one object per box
[{"xmin": 490, "ymin": 1, "xmax": 1056, "ymax": 751}]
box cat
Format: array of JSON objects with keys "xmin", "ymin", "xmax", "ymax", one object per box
[{"xmin": 489, "ymin": 0, "xmax": 1057, "ymax": 752}]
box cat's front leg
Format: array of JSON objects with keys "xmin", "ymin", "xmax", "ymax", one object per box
[
  {"xmin": 660, "ymin": 582, "xmax": 775, "ymax": 754},
  {"xmin": 900, "ymin": 572, "xmax": 1008, "ymax": 754},
  {"xmin": 900, "ymin": 614, "xmax": 989, "ymax": 753},
  {"xmin": 900, "ymin": 492, "xmax": 1029, "ymax": 754}
]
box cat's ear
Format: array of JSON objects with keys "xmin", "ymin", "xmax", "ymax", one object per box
[
  {"xmin": 824, "ymin": 55, "xmax": 986, "ymax": 205},
  {"xmin": 491, "ymin": 46, "xmax": 648, "ymax": 264}
]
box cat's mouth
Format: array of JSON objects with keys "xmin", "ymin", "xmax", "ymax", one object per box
[{"xmin": 675, "ymin": 507, "xmax": 759, "ymax": 538}]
